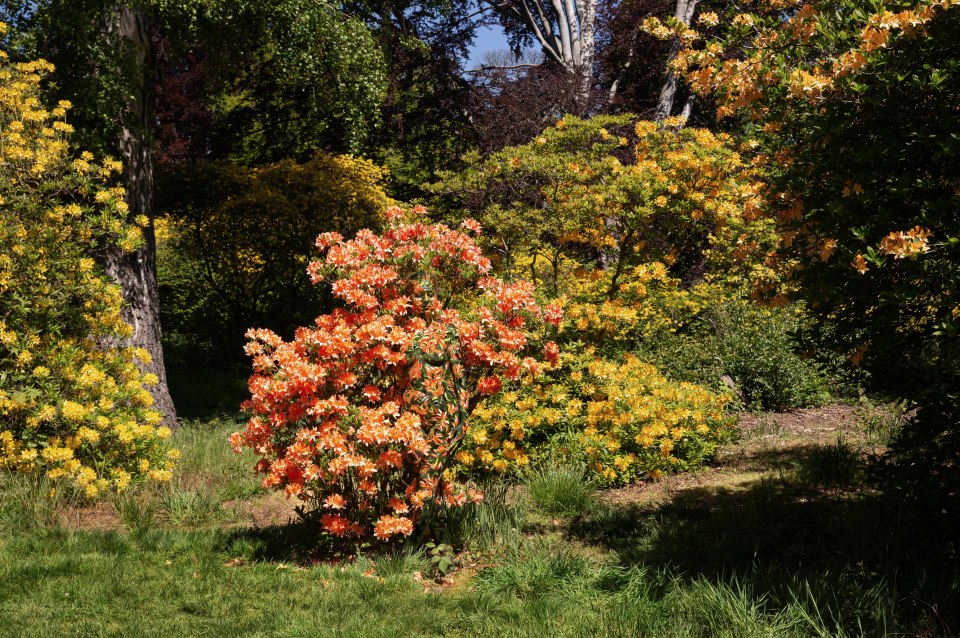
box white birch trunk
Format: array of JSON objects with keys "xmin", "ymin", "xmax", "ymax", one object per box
[
  {"xmin": 654, "ymin": 0, "xmax": 698, "ymax": 121},
  {"xmin": 500, "ymin": 0, "xmax": 596, "ymax": 107}
]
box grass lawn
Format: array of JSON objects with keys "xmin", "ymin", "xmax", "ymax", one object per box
[{"xmin": 1, "ymin": 405, "xmax": 957, "ymax": 637}]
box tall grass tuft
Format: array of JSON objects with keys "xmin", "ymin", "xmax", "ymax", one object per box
[
  {"xmin": 159, "ymin": 486, "xmax": 228, "ymax": 527},
  {"xmin": 794, "ymin": 439, "xmax": 861, "ymax": 487},
  {"xmin": 0, "ymin": 472, "xmax": 75, "ymax": 531},
  {"xmin": 112, "ymin": 490, "xmax": 160, "ymax": 539},
  {"xmin": 476, "ymin": 541, "xmax": 595, "ymax": 599},
  {"xmin": 444, "ymin": 480, "xmax": 526, "ymax": 551},
  {"xmin": 526, "ymin": 464, "xmax": 596, "ymax": 517}
]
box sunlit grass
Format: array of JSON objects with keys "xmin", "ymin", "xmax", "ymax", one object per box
[{"xmin": 1, "ymin": 416, "xmax": 956, "ymax": 637}]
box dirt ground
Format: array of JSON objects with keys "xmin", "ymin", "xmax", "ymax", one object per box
[{"xmin": 604, "ymin": 403, "xmax": 881, "ymax": 506}]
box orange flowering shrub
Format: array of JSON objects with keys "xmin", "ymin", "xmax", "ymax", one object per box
[{"xmin": 229, "ymin": 206, "xmax": 561, "ymax": 543}]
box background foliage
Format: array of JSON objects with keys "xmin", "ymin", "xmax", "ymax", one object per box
[{"xmin": 157, "ymin": 152, "xmax": 392, "ymax": 365}]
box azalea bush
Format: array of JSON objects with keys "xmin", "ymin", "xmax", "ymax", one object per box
[
  {"xmin": 229, "ymin": 206, "xmax": 561, "ymax": 543},
  {"xmin": 638, "ymin": 299, "xmax": 834, "ymax": 410},
  {"xmin": 459, "ymin": 350, "xmax": 733, "ymax": 486},
  {"xmin": 430, "ymin": 115, "xmax": 778, "ymax": 296},
  {"xmin": 562, "ymin": 261, "xmax": 723, "ymax": 352},
  {"xmin": 428, "ymin": 115, "xmax": 814, "ymax": 406},
  {"xmin": 0, "ymin": 32, "xmax": 176, "ymax": 497}
]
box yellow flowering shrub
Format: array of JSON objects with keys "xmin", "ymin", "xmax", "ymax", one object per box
[
  {"xmin": 157, "ymin": 152, "xmax": 393, "ymax": 361},
  {"xmin": 0, "ymin": 31, "xmax": 175, "ymax": 497},
  {"xmin": 432, "ymin": 114, "xmax": 782, "ymax": 359},
  {"xmin": 458, "ymin": 351, "xmax": 733, "ymax": 486},
  {"xmin": 432, "ymin": 115, "xmax": 779, "ymax": 298},
  {"xmin": 563, "ymin": 262, "xmax": 730, "ymax": 351}
]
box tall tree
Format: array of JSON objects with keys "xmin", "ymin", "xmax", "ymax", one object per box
[
  {"xmin": 490, "ymin": 0, "xmax": 598, "ymax": 105},
  {"xmin": 350, "ymin": 0, "xmax": 479, "ymax": 198},
  {"xmin": 599, "ymin": 0, "xmax": 673, "ymax": 111},
  {"xmin": 2, "ymin": 0, "xmax": 389, "ymax": 424},
  {"xmin": 652, "ymin": 0, "xmax": 698, "ymax": 120},
  {"xmin": 2, "ymin": 1, "xmax": 177, "ymax": 423}
]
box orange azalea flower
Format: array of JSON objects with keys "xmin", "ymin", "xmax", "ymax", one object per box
[
  {"xmin": 477, "ymin": 376, "xmax": 502, "ymax": 395},
  {"xmin": 321, "ymin": 514, "xmax": 352, "ymax": 536},
  {"xmin": 374, "ymin": 515, "xmax": 414, "ymax": 540},
  {"xmin": 879, "ymin": 227, "xmax": 932, "ymax": 259},
  {"xmin": 324, "ymin": 494, "xmax": 347, "ymax": 509},
  {"xmin": 543, "ymin": 341, "xmax": 560, "ymax": 365},
  {"xmin": 851, "ymin": 254, "xmax": 869, "ymax": 274},
  {"xmin": 387, "ymin": 497, "xmax": 410, "ymax": 513},
  {"xmin": 819, "ymin": 238, "xmax": 838, "ymax": 261},
  {"xmin": 378, "ymin": 449, "xmax": 403, "ymax": 468}
]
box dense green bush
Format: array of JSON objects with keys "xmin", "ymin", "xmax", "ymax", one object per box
[{"xmin": 638, "ymin": 301, "xmax": 834, "ymax": 411}]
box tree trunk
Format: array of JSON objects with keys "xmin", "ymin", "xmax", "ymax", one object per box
[
  {"xmin": 104, "ymin": 7, "xmax": 178, "ymax": 427},
  {"xmin": 574, "ymin": 0, "xmax": 595, "ymax": 109},
  {"xmin": 654, "ymin": 0, "xmax": 698, "ymax": 121}
]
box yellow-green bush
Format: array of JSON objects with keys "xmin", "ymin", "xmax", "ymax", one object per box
[
  {"xmin": 157, "ymin": 152, "xmax": 393, "ymax": 363},
  {"xmin": 458, "ymin": 351, "xmax": 733, "ymax": 486},
  {"xmin": 431, "ymin": 115, "xmax": 779, "ymax": 298},
  {"xmin": 563, "ymin": 262, "xmax": 726, "ymax": 349},
  {"xmin": 0, "ymin": 34, "xmax": 175, "ymax": 496}
]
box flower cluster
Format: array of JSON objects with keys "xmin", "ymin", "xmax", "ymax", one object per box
[
  {"xmin": 0, "ymin": 30, "xmax": 176, "ymax": 496},
  {"xmin": 563, "ymin": 262, "xmax": 729, "ymax": 350},
  {"xmin": 643, "ymin": 0, "xmax": 953, "ymax": 285},
  {"xmin": 432, "ymin": 115, "xmax": 779, "ymax": 309},
  {"xmin": 459, "ymin": 350, "xmax": 732, "ymax": 486},
  {"xmin": 879, "ymin": 227, "xmax": 933, "ymax": 260},
  {"xmin": 230, "ymin": 206, "xmax": 560, "ymax": 543},
  {"xmin": 644, "ymin": 0, "xmax": 957, "ymax": 119}
]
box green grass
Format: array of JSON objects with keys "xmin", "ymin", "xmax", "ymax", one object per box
[
  {"xmin": 0, "ymin": 526, "xmax": 847, "ymax": 638},
  {"xmin": 169, "ymin": 416, "xmax": 263, "ymax": 502},
  {"xmin": 1, "ymin": 417, "xmax": 957, "ymax": 637},
  {"xmin": 525, "ymin": 465, "xmax": 596, "ymax": 517}
]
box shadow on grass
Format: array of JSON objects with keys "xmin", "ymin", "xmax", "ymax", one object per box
[
  {"xmin": 570, "ymin": 474, "xmax": 960, "ymax": 635},
  {"xmin": 217, "ymin": 519, "xmax": 333, "ymax": 564}
]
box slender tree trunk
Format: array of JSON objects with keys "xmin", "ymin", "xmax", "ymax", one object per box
[
  {"xmin": 607, "ymin": 30, "xmax": 638, "ymax": 106},
  {"xmin": 104, "ymin": 7, "xmax": 178, "ymax": 427},
  {"xmin": 654, "ymin": 0, "xmax": 698, "ymax": 121},
  {"xmin": 574, "ymin": 0, "xmax": 595, "ymax": 110}
]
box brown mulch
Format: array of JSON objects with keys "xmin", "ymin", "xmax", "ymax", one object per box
[
  {"xmin": 604, "ymin": 404, "xmax": 872, "ymax": 506},
  {"xmin": 58, "ymin": 486, "xmax": 301, "ymax": 533},
  {"xmin": 226, "ymin": 491, "xmax": 300, "ymax": 528}
]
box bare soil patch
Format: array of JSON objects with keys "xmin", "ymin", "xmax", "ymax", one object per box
[{"xmin": 605, "ymin": 404, "xmax": 874, "ymax": 506}]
